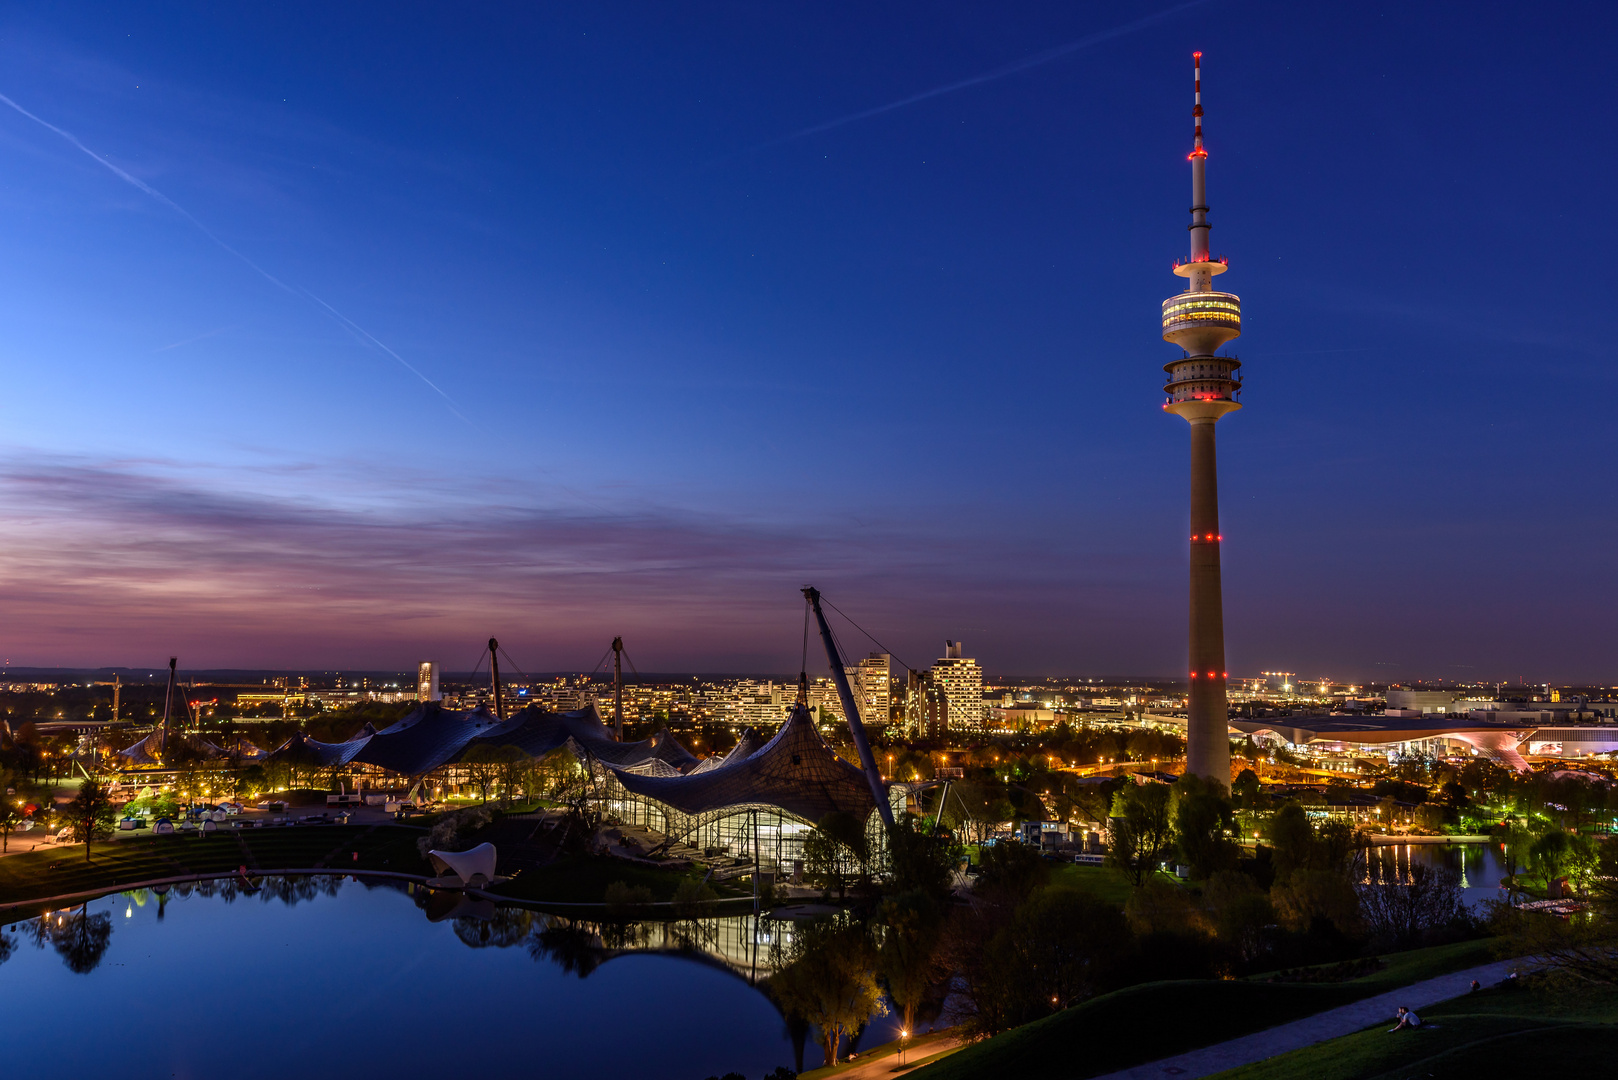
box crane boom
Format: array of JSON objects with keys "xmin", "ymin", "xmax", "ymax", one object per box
[{"xmin": 802, "ymin": 587, "xmax": 894, "ymax": 827}]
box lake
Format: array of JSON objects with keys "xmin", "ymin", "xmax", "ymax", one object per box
[
  {"xmin": 0, "ymin": 877, "xmax": 824, "ymax": 1080},
  {"xmin": 1362, "ymin": 840, "xmax": 1514, "ymax": 910}
]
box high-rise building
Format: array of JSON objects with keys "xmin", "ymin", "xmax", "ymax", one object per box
[
  {"xmin": 1160, "ymin": 53, "xmax": 1239, "ymax": 784},
  {"xmin": 417, "ymin": 661, "xmax": 441, "ymax": 703},
  {"xmin": 905, "ymin": 669, "xmax": 950, "ymax": 740},
  {"xmin": 845, "ymin": 652, "xmax": 891, "ymax": 728},
  {"xmin": 932, "ymin": 640, "xmax": 983, "ymax": 732}
]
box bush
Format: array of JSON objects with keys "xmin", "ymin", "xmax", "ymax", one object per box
[
  {"xmin": 673, "ymin": 875, "xmax": 718, "ymax": 918},
  {"xmin": 416, "ymin": 806, "xmax": 492, "ymax": 859},
  {"xmin": 603, "ymin": 880, "xmax": 655, "ymax": 916},
  {"xmin": 124, "ymin": 793, "xmax": 181, "ymax": 819}
]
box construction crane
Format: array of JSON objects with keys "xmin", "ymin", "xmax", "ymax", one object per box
[{"xmin": 802, "ymin": 587, "xmax": 894, "ymax": 827}]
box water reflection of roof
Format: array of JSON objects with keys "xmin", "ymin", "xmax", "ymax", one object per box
[{"xmin": 609, "ymin": 704, "xmax": 878, "ymax": 824}]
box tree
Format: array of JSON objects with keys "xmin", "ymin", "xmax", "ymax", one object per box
[
  {"xmin": 1231, "ymin": 768, "xmax": 1262, "ymax": 805},
  {"xmin": 804, "ymin": 811, "xmax": 870, "ymax": 900},
  {"xmin": 885, "ymin": 814, "xmax": 959, "ymax": 901},
  {"xmin": 1529, "ymin": 830, "xmax": 1597, "ymax": 892},
  {"xmin": 1355, "ymin": 862, "xmax": 1462, "ymax": 950},
  {"xmin": 879, "ymin": 891, "xmax": 943, "ymax": 1033},
  {"xmin": 1204, "ymin": 870, "xmax": 1275, "ymax": 964},
  {"xmin": 996, "ymin": 888, "xmax": 1128, "ymax": 1012},
  {"xmin": 0, "ymin": 799, "xmax": 18, "ymax": 854},
  {"xmin": 972, "ymin": 840, "xmax": 1050, "ymax": 907},
  {"xmin": 0, "ymin": 767, "xmax": 19, "ymax": 853},
  {"xmin": 769, "ymin": 918, "xmax": 888, "ymax": 1066},
  {"xmin": 944, "ymin": 780, "xmax": 1015, "ymax": 845},
  {"xmin": 66, "ymin": 778, "xmax": 115, "ymax": 863},
  {"xmin": 459, "ymin": 744, "xmax": 506, "ymax": 804},
  {"xmin": 1496, "ymin": 821, "xmax": 1537, "ymax": 902},
  {"xmin": 496, "ymin": 747, "xmax": 536, "ymax": 807},
  {"xmin": 1272, "ymin": 868, "xmax": 1363, "ymax": 938},
  {"xmin": 1264, "ymin": 803, "xmax": 1316, "ymax": 876},
  {"xmin": 1105, "ymin": 782, "xmax": 1174, "ymax": 886},
  {"xmin": 1494, "ymin": 834, "xmax": 1618, "ymax": 986},
  {"xmin": 1173, "ymin": 774, "xmax": 1239, "ymax": 879}
]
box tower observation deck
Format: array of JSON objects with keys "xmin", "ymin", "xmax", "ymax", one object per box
[{"xmin": 1163, "ymin": 52, "xmax": 1238, "ymax": 785}]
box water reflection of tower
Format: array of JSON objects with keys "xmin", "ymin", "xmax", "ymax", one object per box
[{"xmin": 1161, "ymin": 52, "xmax": 1242, "ymax": 783}]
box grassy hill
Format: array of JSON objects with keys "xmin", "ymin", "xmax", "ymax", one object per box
[
  {"xmin": 1211, "ymin": 982, "xmax": 1618, "ymax": 1079},
  {"xmin": 910, "ymin": 939, "xmax": 1498, "ymax": 1080}
]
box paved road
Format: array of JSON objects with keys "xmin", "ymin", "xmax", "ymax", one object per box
[{"xmin": 1094, "ymin": 959, "xmax": 1522, "ymax": 1080}]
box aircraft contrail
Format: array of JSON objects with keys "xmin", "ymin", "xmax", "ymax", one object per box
[
  {"xmin": 0, "ymin": 92, "xmax": 467, "ymax": 419},
  {"xmin": 754, "ymin": 0, "xmax": 1213, "ymax": 150},
  {"xmin": 301, "ymin": 289, "xmax": 467, "ymax": 422},
  {"xmin": 152, "ymin": 324, "xmax": 240, "ymax": 352}
]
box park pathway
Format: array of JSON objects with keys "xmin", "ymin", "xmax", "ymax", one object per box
[
  {"xmin": 1093, "ymin": 958, "xmax": 1522, "ymax": 1080},
  {"xmin": 824, "ymin": 1033, "xmax": 964, "ymax": 1080}
]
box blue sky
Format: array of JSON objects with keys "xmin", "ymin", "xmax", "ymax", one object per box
[{"xmin": 0, "ymin": 2, "xmax": 1611, "ymax": 681}]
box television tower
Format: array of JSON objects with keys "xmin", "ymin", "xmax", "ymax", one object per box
[{"xmin": 1161, "ymin": 52, "xmax": 1241, "ymax": 784}]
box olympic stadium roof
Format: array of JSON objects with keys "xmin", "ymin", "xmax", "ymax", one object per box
[
  {"xmin": 688, "ymin": 726, "xmax": 766, "ymax": 774},
  {"xmin": 349, "ymin": 703, "xmax": 505, "ymax": 774},
  {"xmin": 577, "ymin": 726, "xmax": 700, "ymax": 774},
  {"xmin": 264, "ymin": 729, "xmax": 372, "ymax": 768},
  {"xmin": 609, "ymin": 704, "xmax": 880, "ymax": 824},
  {"xmin": 253, "ymin": 701, "xmax": 700, "ymax": 778}
]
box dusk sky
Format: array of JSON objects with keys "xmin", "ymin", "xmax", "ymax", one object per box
[{"xmin": 0, "ymin": 2, "xmax": 1611, "ymax": 682}]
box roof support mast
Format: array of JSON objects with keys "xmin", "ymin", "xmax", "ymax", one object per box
[
  {"xmin": 488, "ymin": 637, "xmax": 506, "ymax": 720},
  {"xmin": 611, "ymin": 636, "xmax": 625, "ymax": 741},
  {"xmin": 802, "ymin": 587, "xmax": 894, "ymax": 826},
  {"xmin": 160, "ymin": 656, "xmax": 177, "ymax": 758}
]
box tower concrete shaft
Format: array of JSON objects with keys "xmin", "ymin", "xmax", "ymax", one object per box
[{"xmin": 1161, "ymin": 51, "xmax": 1241, "ymax": 785}]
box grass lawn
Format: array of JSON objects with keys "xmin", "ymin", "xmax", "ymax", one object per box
[
  {"xmin": 1209, "ymin": 985, "xmax": 1618, "ymax": 1080},
  {"xmin": 910, "ymin": 939, "xmax": 1506, "ymax": 1080},
  {"xmin": 0, "ymin": 822, "xmax": 755, "ymax": 916},
  {"xmin": 1045, "ymin": 863, "xmax": 1137, "ymax": 907},
  {"xmin": 1244, "ymin": 938, "xmax": 1497, "ymax": 987},
  {"xmin": 0, "ymin": 826, "xmax": 432, "ymax": 915},
  {"xmin": 489, "ymin": 854, "xmax": 751, "ymax": 906}
]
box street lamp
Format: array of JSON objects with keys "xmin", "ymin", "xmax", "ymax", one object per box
[{"xmin": 899, "ymin": 1029, "xmax": 909, "ymax": 1066}]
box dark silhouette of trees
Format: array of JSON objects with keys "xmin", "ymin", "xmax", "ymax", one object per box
[
  {"xmin": 1105, "ymin": 782, "xmax": 1174, "ymax": 886},
  {"xmin": 804, "ymin": 811, "xmax": 870, "ymax": 900},
  {"xmin": 1173, "ymin": 774, "xmax": 1239, "ymax": 879},
  {"xmin": 879, "ymin": 891, "xmax": 944, "ymax": 1034},
  {"xmin": 1356, "ymin": 863, "xmax": 1462, "ymax": 950},
  {"xmin": 883, "ymin": 813, "xmax": 959, "ymax": 900},
  {"xmin": 66, "ymin": 778, "xmax": 115, "ymax": 862},
  {"xmin": 768, "ymin": 917, "xmax": 886, "ymax": 1067}
]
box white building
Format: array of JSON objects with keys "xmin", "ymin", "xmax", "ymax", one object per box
[
  {"xmin": 932, "ymin": 640, "xmax": 984, "ymax": 732},
  {"xmin": 417, "ymin": 661, "xmax": 441, "ymax": 703},
  {"xmin": 845, "ymin": 652, "xmax": 891, "ymax": 727}
]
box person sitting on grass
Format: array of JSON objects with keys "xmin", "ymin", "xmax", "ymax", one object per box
[{"xmin": 1388, "ymin": 1006, "xmax": 1421, "ymax": 1032}]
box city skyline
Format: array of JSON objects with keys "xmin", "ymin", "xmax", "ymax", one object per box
[{"xmin": 0, "ymin": 3, "xmax": 1613, "ymax": 681}]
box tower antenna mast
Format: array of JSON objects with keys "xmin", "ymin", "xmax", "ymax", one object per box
[{"xmin": 1160, "ymin": 51, "xmax": 1242, "ymax": 784}]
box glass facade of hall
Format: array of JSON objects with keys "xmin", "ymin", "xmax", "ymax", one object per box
[{"xmin": 593, "ymin": 770, "xmax": 903, "ymax": 876}]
